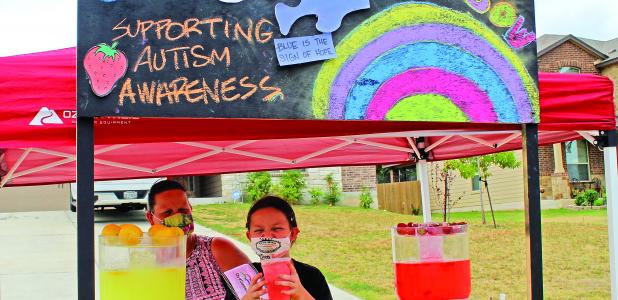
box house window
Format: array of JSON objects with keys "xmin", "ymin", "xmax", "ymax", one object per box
[
  {"xmin": 376, "ymin": 166, "xmax": 392, "ymax": 183},
  {"xmin": 565, "ymin": 140, "xmax": 590, "ymax": 181},
  {"xmin": 376, "ymin": 165, "xmax": 417, "ymax": 183},
  {"xmin": 559, "ymin": 66, "xmax": 581, "ymax": 74},
  {"xmin": 395, "ymin": 167, "xmax": 417, "ymax": 182},
  {"xmin": 471, "ymin": 175, "xmax": 480, "ymax": 191}
]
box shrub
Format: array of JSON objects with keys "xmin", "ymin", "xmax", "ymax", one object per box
[
  {"xmin": 359, "ymin": 187, "xmax": 373, "ymax": 209},
  {"xmin": 574, "ymin": 194, "xmax": 586, "ymax": 206},
  {"xmin": 324, "ymin": 173, "xmax": 342, "ymax": 206},
  {"xmin": 245, "ymin": 172, "xmax": 272, "ymax": 203},
  {"xmin": 575, "ymin": 189, "xmax": 599, "ymax": 207},
  {"xmin": 270, "ymin": 183, "xmax": 282, "ymax": 197},
  {"xmin": 279, "ymin": 170, "xmax": 307, "ymax": 204},
  {"xmin": 309, "ymin": 187, "xmax": 324, "ymax": 205},
  {"xmin": 593, "ymin": 198, "xmax": 605, "ymax": 206}
]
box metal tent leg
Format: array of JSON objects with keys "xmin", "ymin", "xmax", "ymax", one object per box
[
  {"xmin": 522, "ymin": 124, "xmax": 543, "ymax": 300},
  {"xmin": 77, "ymin": 117, "xmax": 95, "ymax": 300},
  {"xmin": 602, "ymin": 130, "xmax": 618, "ymax": 300},
  {"xmin": 418, "ymin": 159, "xmax": 432, "ymax": 223}
]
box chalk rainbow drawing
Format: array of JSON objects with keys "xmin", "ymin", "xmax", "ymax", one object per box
[
  {"xmin": 312, "ymin": 2, "xmax": 539, "ymax": 123},
  {"xmin": 465, "ymin": 0, "xmax": 491, "ymax": 14}
]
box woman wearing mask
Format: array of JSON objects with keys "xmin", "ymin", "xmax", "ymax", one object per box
[
  {"xmin": 146, "ymin": 180, "xmax": 251, "ymax": 300},
  {"xmin": 242, "ymin": 196, "xmax": 333, "ymax": 300}
]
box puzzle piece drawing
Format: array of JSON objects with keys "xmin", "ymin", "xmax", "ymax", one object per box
[{"xmin": 275, "ymin": 0, "xmax": 370, "ymax": 36}]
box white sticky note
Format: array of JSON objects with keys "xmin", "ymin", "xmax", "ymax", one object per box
[{"xmin": 274, "ymin": 33, "xmax": 337, "ymax": 66}]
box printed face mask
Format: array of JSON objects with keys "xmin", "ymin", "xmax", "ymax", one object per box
[
  {"xmin": 250, "ymin": 236, "xmax": 291, "ymax": 260},
  {"xmin": 156, "ymin": 213, "xmax": 194, "ymax": 234}
]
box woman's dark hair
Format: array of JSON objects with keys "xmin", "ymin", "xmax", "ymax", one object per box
[
  {"xmin": 148, "ymin": 180, "xmax": 186, "ymax": 212},
  {"xmin": 246, "ymin": 196, "xmax": 297, "ymax": 229}
]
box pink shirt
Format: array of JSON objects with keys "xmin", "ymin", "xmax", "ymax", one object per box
[{"xmin": 185, "ymin": 236, "xmax": 227, "ymax": 300}]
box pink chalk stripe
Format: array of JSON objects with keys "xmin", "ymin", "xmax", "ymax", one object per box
[{"xmin": 365, "ymin": 68, "xmax": 497, "ymax": 122}]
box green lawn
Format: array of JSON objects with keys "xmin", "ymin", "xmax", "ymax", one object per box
[{"xmin": 193, "ymin": 204, "xmax": 609, "ymax": 299}]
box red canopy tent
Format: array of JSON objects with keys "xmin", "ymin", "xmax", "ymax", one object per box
[
  {"xmin": 0, "ymin": 48, "xmax": 616, "ymax": 300},
  {"xmin": 0, "ymin": 48, "xmax": 614, "ymax": 187}
]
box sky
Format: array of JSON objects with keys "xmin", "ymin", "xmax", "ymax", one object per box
[{"xmin": 0, "ymin": 0, "xmax": 617, "ymax": 56}]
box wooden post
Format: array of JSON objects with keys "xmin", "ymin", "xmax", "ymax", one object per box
[
  {"xmin": 77, "ymin": 117, "xmax": 95, "ymax": 300},
  {"xmin": 522, "ymin": 124, "xmax": 543, "ymax": 300}
]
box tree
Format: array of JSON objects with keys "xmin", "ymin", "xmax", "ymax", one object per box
[
  {"xmin": 445, "ymin": 152, "xmax": 521, "ymax": 227},
  {"xmin": 278, "ymin": 170, "xmax": 307, "ymax": 204},
  {"xmin": 430, "ymin": 163, "xmax": 465, "ymax": 222},
  {"xmin": 245, "ymin": 172, "xmax": 272, "ymax": 202},
  {"xmin": 323, "ymin": 173, "xmax": 342, "ymax": 206}
]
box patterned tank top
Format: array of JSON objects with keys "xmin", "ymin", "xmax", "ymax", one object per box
[{"xmin": 186, "ymin": 236, "xmax": 228, "ymax": 300}]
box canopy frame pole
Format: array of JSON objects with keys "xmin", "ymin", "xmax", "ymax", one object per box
[
  {"xmin": 155, "ymin": 149, "xmax": 223, "ymax": 172},
  {"xmin": 496, "ymin": 132, "xmax": 522, "ymax": 148},
  {"xmin": 177, "ymin": 141, "xmax": 295, "ymax": 164},
  {"xmin": 522, "ymin": 124, "xmax": 543, "ymax": 300},
  {"xmin": 342, "ymin": 138, "xmax": 415, "ymax": 153},
  {"xmin": 460, "ymin": 135, "xmax": 495, "ymax": 148},
  {"xmin": 30, "ymin": 144, "xmax": 127, "ymax": 158},
  {"xmin": 12, "ymin": 157, "xmax": 75, "ymax": 179},
  {"xmin": 0, "ymin": 148, "xmax": 31, "ymax": 188},
  {"xmin": 424, "ymin": 136, "xmax": 452, "ymax": 152},
  {"xmin": 294, "ymin": 140, "xmax": 353, "ymax": 163},
  {"xmin": 577, "ymin": 130, "xmax": 598, "ymax": 145},
  {"xmin": 417, "ymin": 159, "xmax": 431, "ymax": 223},
  {"xmin": 599, "ymin": 130, "xmax": 618, "ymax": 300},
  {"xmin": 405, "ymin": 137, "xmax": 422, "ymax": 159},
  {"xmin": 77, "ymin": 117, "xmax": 95, "ymax": 300},
  {"xmin": 94, "ymin": 159, "xmax": 154, "ymax": 174}
]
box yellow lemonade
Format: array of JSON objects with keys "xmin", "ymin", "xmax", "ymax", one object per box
[{"xmin": 100, "ymin": 267, "xmax": 185, "ymax": 300}]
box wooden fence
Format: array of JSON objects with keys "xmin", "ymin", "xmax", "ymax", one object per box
[{"xmin": 377, "ymin": 181, "xmax": 422, "ymax": 215}]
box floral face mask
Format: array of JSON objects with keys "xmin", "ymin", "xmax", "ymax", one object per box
[{"xmin": 155, "ymin": 213, "xmax": 194, "ymax": 234}]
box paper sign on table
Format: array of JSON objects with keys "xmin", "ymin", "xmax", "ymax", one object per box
[
  {"xmin": 274, "ymin": 33, "xmax": 336, "ymax": 66},
  {"xmin": 223, "ymin": 263, "xmax": 260, "ymax": 299}
]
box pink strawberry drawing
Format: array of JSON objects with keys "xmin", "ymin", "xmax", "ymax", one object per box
[{"xmin": 83, "ymin": 41, "xmax": 128, "ymax": 97}]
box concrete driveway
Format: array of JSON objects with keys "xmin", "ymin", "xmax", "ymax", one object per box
[{"xmin": 0, "ymin": 210, "xmax": 358, "ymax": 300}]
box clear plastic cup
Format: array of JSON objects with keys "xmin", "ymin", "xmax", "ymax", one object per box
[
  {"xmin": 98, "ymin": 234, "xmax": 187, "ymax": 300},
  {"xmin": 261, "ymin": 257, "xmax": 292, "ymax": 300},
  {"xmin": 391, "ymin": 222, "xmax": 470, "ymax": 300}
]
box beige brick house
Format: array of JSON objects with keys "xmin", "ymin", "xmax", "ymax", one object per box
[{"xmin": 434, "ymin": 34, "xmax": 618, "ymax": 211}]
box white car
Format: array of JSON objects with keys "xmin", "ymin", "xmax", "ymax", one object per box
[{"xmin": 69, "ymin": 178, "xmax": 164, "ymax": 212}]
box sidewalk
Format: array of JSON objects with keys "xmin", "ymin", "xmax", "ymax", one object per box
[{"xmin": 0, "ymin": 210, "xmax": 359, "ymax": 300}]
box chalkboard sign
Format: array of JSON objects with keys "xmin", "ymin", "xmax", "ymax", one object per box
[{"xmin": 77, "ymin": 0, "xmax": 539, "ymax": 123}]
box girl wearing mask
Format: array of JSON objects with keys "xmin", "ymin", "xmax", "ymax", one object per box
[{"xmin": 242, "ymin": 196, "xmax": 333, "ymax": 300}]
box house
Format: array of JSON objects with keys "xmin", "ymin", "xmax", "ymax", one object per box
[
  {"xmin": 182, "ymin": 35, "xmax": 618, "ymax": 211},
  {"xmin": 178, "ymin": 166, "xmax": 377, "ymax": 207},
  {"xmin": 437, "ymin": 34, "xmax": 618, "ymax": 212}
]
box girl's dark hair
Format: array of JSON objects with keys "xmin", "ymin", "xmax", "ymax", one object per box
[
  {"xmin": 148, "ymin": 180, "xmax": 186, "ymax": 212},
  {"xmin": 246, "ymin": 196, "xmax": 297, "ymax": 229}
]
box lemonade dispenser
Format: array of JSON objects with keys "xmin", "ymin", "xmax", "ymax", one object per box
[
  {"xmin": 98, "ymin": 224, "xmax": 187, "ymax": 300},
  {"xmin": 391, "ymin": 222, "xmax": 470, "ymax": 300}
]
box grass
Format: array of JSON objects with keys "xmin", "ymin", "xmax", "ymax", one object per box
[{"xmin": 193, "ymin": 204, "xmax": 609, "ymax": 300}]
